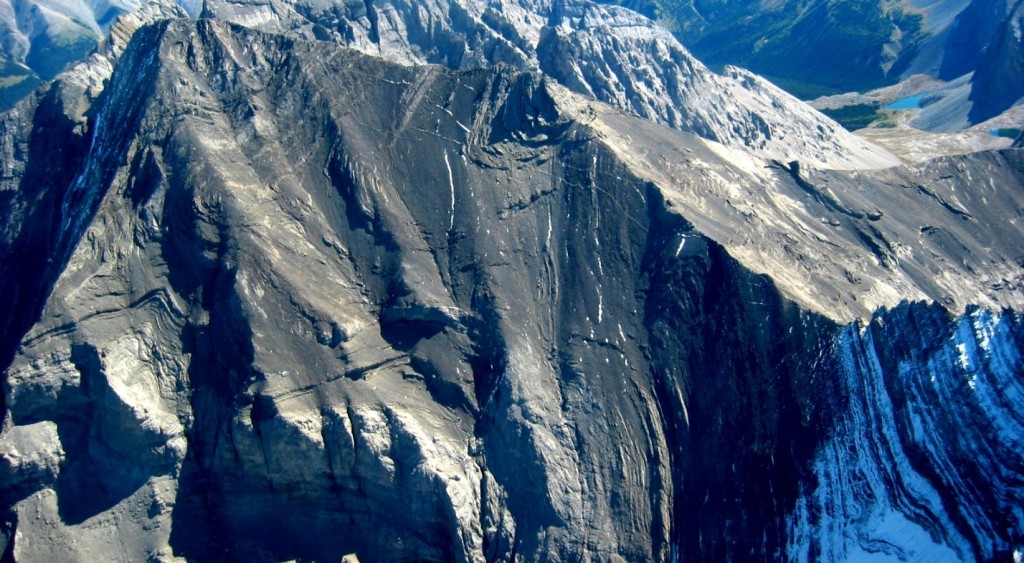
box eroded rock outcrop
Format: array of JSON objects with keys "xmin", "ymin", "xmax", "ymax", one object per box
[
  {"xmin": 0, "ymin": 16, "xmax": 1021, "ymax": 562},
  {"xmin": 790, "ymin": 305, "xmax": 1024, "ymax": 561}
]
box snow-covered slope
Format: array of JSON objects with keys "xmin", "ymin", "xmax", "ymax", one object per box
[{"xmin": 789, "ymin": 305, "xmax": 1024, "ymax": 561}]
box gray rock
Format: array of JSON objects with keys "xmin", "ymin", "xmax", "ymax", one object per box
[
  {"xmin": 0, "ymin": 15, "xmax": 1020, "ymax": 562},
  {"xmin": 0, "ymin": 421, "xmax": 63, "ymax": 493},
  {"xmin": 199, "ymin": 0, "xmax": 899, "ymax": 169}
]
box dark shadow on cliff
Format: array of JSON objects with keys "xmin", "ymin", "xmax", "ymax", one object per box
[
  {"xmin": 53, "ymin": 343, "xmax": 150, "ymax": 524},
  {"xmin": 0, "ymin": 25, "xmax": 165, "ymax": 418},
  {"xmin": 640, "ymin": 186, "xmax": 843, "ymax": 560},
  {"xmin": 0, "ymin": 87, "xmax": 93, "ymax": 415},
  {"xmin": 167, "ymin": 245, "xmax": 258, "ymax": 559}
]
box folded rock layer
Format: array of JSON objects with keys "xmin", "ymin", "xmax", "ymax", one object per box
[{"xmin": 0, "ymin": 18, "xmax": 1021, "ymax": 561}]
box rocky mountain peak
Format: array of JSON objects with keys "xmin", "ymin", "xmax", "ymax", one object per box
[
  {"xmin": 197, "ymin": 0, "xmax": 899, "ymax": 169},
  {"xmin": 0, "ymin": 3, "xmax": 1021, "ymax": 562}
]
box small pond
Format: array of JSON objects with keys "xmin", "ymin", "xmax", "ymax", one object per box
[
  {"xmin": 988, "ymin": 128, "xmax": 1021, "ymax": 139},
  {"xmin": 884, "ymin": 93, "xmax": 925, "ymax": 110}
]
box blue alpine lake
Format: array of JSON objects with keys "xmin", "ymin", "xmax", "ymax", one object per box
[{"xmin": 884, "ymin": 93, "xmax": 924, "ymax": 110}]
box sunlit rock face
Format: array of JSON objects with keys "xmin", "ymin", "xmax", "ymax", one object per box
[
  {"xmin": 0, "ymin": 12, "xmax": 1021, "ymax": 563},
  {"xmin": 198, "ymin": 0, "xmax": 900, "ymax": 169}
]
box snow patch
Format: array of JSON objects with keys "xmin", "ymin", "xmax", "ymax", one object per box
[{"xmin": 444, "ymin": 151, "xmax": 455, "ymax": 233}]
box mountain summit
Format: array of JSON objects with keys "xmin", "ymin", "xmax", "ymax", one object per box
[{"xmin": 0, "ymin": 1, "xmax": 1022, "ymax": 561}]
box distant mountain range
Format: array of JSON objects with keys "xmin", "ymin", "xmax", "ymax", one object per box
[
  {"xmin": 603, "ymin": 0, "xmax": 1019, "ymax": 100},
  {"xmin": 0, "ymin": 0, "xmax": 200, "ymax": 110},
  {"xmin": 3, "ymin": 0, "xmax": 1020, "ymax": 121}
]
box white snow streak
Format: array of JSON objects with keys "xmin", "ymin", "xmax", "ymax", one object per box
[
  {"xmin": 787, "ymin": 311, "xmax": 1024, "ymax": 561},
  {"xmin": 436, "ymin": 104, "xmax": 471, "ymax": 133},
  {"xmin": 545, "ymin": 208, "xmax": 553, "ymax": 251},
  {"xmin": 444, "ymin": 151, "xmax": 455, "ymax": 233}
]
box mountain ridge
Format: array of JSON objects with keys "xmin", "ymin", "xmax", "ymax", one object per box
[
  {"xmin": 0, "ymin": 0, "xmax": 897, "ymax": 169},
  {"xmin": 0, "ymin": 15, "xmax": 1021, "ymax": 560}
]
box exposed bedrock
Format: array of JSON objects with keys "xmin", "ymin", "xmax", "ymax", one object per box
[
  {"xmin": 199, "ymin": 0, "xmax": 900, "ymax": 169},
  {"xmin": 0, "ymin": 19, "xmax": 1021, "ymax": 561}
]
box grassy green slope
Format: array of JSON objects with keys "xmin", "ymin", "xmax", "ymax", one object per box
[
  {"xmin": 0, "ymin": 54, "xmax": 42, "ymax": 112},
  {"xmin": 601, "ymin": 0, "xmax": 926, "ymax": 98}
]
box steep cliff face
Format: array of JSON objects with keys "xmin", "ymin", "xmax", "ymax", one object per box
[
  {"xmin": 0, "ymin": 0, "xmax": 188, "ymax": 380},
  {"xmin": 939, "ymin": 0, "xmax": 1015, "ymax": 80},
  {"xmin": 0, "ymin": 17, "xmax": 1022, "ymax": 561},
  {"xmin": 791, "ymin": 304, "xmax": 1024, "ymax": 561},
  {"xmin": 968, "ymin": 0, "xmax": 1024, "ymax": 124}
]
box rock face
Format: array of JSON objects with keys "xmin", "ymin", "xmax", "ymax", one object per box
[
  {"xmin": 790, "ymin": 305, "xmax": 1024, "ymax": 561},
  {"xmin": 968, "ymin": 0, "xmax": 1024, "ymax": 123},
  {"xmin": 199, "ymin": 0, "xmax": 899, "ymax": 169},
  {"xmin": 0, "ymin": 16, "xmax": 1022, "ymax": 561}
]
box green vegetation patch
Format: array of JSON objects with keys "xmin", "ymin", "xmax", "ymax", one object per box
[
  {"xmin": 26, "ymin": 28, "xmax": 98, "ymax": 80},
  {"xmin": 819, "ymin": 103, "xmax": 884, "ymax": 132},
  {"xmin": 605, "ymin": 0, "xmax": 929, "ymax": 98}
]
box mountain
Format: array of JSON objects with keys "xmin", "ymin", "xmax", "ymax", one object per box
[
  {"xmin": 596, "ymin": 0, "xmax": 941, "ymax": 97},
  {"xmin": 0, "ymin": 0, "xmax": 135, "ymax": 110},
  {"xmin": 939, "ymin": 0, "xmax": 1017, "ymax": 80},
  {"xmin": 839, "ymin": 0, "xmax": 1024, "ymax": 141},
  {"xmin": 0, "ymin": 10, "xmax": 1022, "ymax": 561},
  {"xmin": 895, "ymin": 0, "xmax": 1024, "ymax": 133},
  {"xmin": 0, "ymin": 0, "xmax": 201, "ymax": 111},
  {"xmin": 197, "ymin": 0, "xmax": 897, "ymax": 169},
  {"xmin": 606, "ymin": 0, "xmax": 1022, "ymax": 106},
  {"xmin": 968, "ymin": 0, "xmax": 1024, "ymax": 123},
  {"xmin": 0, "ymin": 0, "xmax": 102, "ymax": 110}
]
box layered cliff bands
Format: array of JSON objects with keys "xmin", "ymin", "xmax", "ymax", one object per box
[
  {"xmin": 791, "ymin": 305, "xmax": 1024, "ymax": 561},
  {"xmin": 0, "ymin": 15, "xmax": 1021, "ymax": 562}
]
